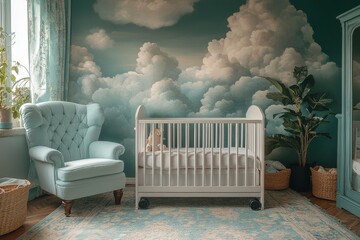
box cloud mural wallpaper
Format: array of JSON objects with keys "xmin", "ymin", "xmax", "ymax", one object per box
[{"xmin": 69, "ymin": 0, "xmax": 359, "ymax": 177}]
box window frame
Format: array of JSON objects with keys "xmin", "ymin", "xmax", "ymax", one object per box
[{"xmin": 0, "ymin": 0, "xmax": 31, "ymax": 127}]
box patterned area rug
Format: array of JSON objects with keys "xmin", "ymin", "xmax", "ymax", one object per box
[{"xmin": 18, "ymin": 187, "xmax": 358, "ymax": 240}]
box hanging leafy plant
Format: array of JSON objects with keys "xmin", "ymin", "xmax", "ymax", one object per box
[
  {"xmin": 0, "ymin": 27, "xmax": 31, "ymax": 119},
  {"xmin": 264, "ymin": 66, "xmax": 333, "ymax": 167}
]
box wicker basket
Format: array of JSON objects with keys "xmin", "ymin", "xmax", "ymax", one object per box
[
  {"xmin": 311, "ymin": 167, "xmax": 336, "ymax": 201},
  {"xmin": 0, "ymin": 180, "xmax": 31, "ymax": 236},
  {"xmin": 265, "ymin": 168, "xmax": 291, "ymax": 190}
]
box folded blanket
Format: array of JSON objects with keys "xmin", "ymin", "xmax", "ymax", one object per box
[{"xmin": 0, "ymin": 177, "xmax": 27, "ymax": 188}]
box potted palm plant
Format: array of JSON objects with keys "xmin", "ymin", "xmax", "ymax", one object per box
[
  {"xmin": 264, "ymin": 66, "xmax": 333, "ymax": 191},
  {"xmin": 0, "ymin": 28, "xmax": 30, "ymax": 129}
]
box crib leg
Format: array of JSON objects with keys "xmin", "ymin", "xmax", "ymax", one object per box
[
  {"xmin": 249, "ymin": 198, "xmax": 261, "ymax": 210},
  {"xmin": 138, "ymin": 197, "xmax": 150, "ymax": 209}
]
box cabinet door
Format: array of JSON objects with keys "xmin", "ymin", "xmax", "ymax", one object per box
[
  {"xmin": 338, "ymin": 6, "xmax": 360, "ymax": 218},
  {"xmin": 352, "ymin": 27, "xmax": 360, "ymax": 193}
]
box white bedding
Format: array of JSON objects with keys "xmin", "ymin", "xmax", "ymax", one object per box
[{"xmin": 138, "ymin": 147, "xmax": 260, "ymax": 170}]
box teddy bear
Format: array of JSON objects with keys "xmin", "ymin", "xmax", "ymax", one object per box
[{"xmin": 146, "ymin": 128, "xmax": 167, "ymax": 151}]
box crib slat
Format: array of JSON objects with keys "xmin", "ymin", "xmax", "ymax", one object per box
[
  {"xmin": 216, "ymin": 123, "xmax": 218, "ymax": 150},
  {"xmin": 151, "ymin": 124, "xmax": 155, "ymax": 186},
  {"xmin": 143, "ymin": 123, "xmax": 146, "ymax": 187},
  {"xmin": 176, "ymin": 123, "xmax": 181, "ymax": 187},
  {"xmin": 210, "ymin": 123, "xmax": 213, "ymax": 187},
  {"xmin": 185, "ymin": 123, "xmax": 189, "ymax": 187},
  {"xmin": 202, "ymin": 123, "xmax": 205, "ymax": 187},
  {"xmin": 245, "ymin": 123, "xmax": 248, "ymax": 187},
  {"xmin": 228, "ymin": 123, "xmax": 231, "ymax": 187},
  {"xmin": 241, "ymin": 123, "xmax": 244, "ymax": 148},
  {"xmin": 194, "ymin": 123, "xmax": 197, "ymax": 187},
  {"xmin": 217, "ymin": 124, "xmax": 220, "ymax": 186},
  {"xmin": 160, "ymin": 123, "xmax": 163, "ymax": 187},
  {"xmin": 235, "ymin": 123, "xmax": 239, "ymax": 187},
  {"xmin": 254, "ymin": 123, "xmax": 257, "ymax": 186},
  {"xmin": 168, "ymin": 123, "xmax": 172, "ymax": 186}
]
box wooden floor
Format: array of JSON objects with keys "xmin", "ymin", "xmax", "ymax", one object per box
[{"xmin": 1, "ymin": 190, "xmax": 360, "ymax": 239}]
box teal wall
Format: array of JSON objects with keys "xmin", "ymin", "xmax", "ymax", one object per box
[
  {"xmin": 0, "ymin": 133, "xmax": 29, "ymax": 179},
  {"xmin": 68, "ymin": 0, "xmax": 360, "ymax": 177}
]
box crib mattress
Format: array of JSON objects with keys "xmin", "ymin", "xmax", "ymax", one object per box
[
  {"xmin": 137, "ymin": 168, "xmax": 260, "ymax": 187},
  {"xmin": 138, "ymin": 147, "xmax": 260, "ymax": 170}
]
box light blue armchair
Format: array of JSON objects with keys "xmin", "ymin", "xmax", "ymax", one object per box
[{"xmin": 20, "ymin": 101, "xmax": 126, "ymax": 216}]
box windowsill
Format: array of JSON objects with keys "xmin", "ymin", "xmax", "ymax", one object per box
[{"xmin": 0, "ymin": 127, "xmax": 26, "ymax": 138}]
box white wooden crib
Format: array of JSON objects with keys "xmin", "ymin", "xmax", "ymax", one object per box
[{"xmin": 135, "ymin": 105, "xmax": 265, "ymax": 210}]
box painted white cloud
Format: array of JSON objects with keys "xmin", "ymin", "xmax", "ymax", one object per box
[
  {"xmin": 69, "ymin": 0, "xmax": 341, "ymax": 165},
  {"xmin": 70, "ymin": 42, "xmax": 191, "ymax": 146},
  {"xmin": 136, "ymin": 42, "xmax": 181, "ymax": 82},
  {"xmin": 85, "ymin": 29, "xmax": 114, "ymax": 50},
  {"xmin": 70, "ymin": 45, "xmax": 101, "ymax": 78},
  {"xmin": 93, "ymin": 0, "xmax": 198, "ymax": 29},
  {"xmin": 73, "ymin": 0, "xmax": 340, "ymax": 126},
  {"xmin": 265, "ymin": 104, "xmax": 293, "ymax": 136},
  {"xmin": 252, "ymin": 86, "xmax": 277, "ymax": 111},
  {"xmin": 144, "ymin": 79, "xmax": 190, "ymax": 117},
  {"xmin": 69, "ymin": 45, "xmax": 103, "ymax": 103},
  {"xmin": 178, "ymin": 0, "xmax": 339, "ymax": 126}
]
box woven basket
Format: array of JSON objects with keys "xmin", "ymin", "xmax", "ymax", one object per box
[
  {"xmin": 265, "ymin": 168, "xmax": 291, "ymax": 190},
  {"xmin": 311, "ymin": 167, "xmax": 336, "ymax": 201},
  {"xmin": 0, "ymin": 180, "xmax": 31, "ymax": 236}
]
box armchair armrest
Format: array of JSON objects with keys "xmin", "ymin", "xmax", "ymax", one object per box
[
  {"xmin": 89, "ymin": 141, "xmax": 125, "ymax": 159},
  {"xmin": 29, "ymin": 146, "xmax": 65, "ymax": 168}
]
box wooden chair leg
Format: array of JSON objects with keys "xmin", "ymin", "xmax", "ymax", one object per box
[
  {"xmin": 62, "ymin": 200, "xmax": 73, "ymax": 217},
  {"xmin": 113, "ymin": 189, "xmax": 123, "ymax": 205}
]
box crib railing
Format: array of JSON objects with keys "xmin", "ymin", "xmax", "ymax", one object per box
[
  {"xmin": 135, "ymin": 105, "xmax": 264, "ymax": 188},
  {"xmin": 135, "ymin": 105, "xmax": 265, "ymax": 210}
]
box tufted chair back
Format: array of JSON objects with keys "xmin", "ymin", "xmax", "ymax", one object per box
[{"xmin": 21, "ymin": 101, "xmax": 104, "ymax": 163}]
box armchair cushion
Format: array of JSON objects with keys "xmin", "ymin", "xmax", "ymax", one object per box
[{"xmin": 57, "ymin": 158, "xmax": 124, "ymax": 182}]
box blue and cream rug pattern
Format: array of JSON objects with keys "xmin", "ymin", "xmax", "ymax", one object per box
[{"xmin": 18, "ymin": 187, "xmax": 358, "ymax": 240}]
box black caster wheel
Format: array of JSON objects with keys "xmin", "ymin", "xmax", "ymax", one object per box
[
  {"xmin": 138, "ymin": 197, "xmax": 150, "ymax": 209},
  {"xmin": 249, "ymin": 198, "xmax": 261, "ymax": 210}
]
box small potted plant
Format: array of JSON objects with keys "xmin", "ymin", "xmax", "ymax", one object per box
[
  {"xmin": 0, "ymin": 28, "xmax": 30, "ymax": 129},
  {"xmin": 264, "ymin": 66, "xmax": 333, "ymax": 191}
]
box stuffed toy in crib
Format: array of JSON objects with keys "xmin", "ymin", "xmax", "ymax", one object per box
[{"xmin": 146, "ymin": 128, "xmax": 167, "ymax": 151}]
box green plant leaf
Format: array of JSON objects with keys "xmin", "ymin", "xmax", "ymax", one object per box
[
  {"xmin": 289, "ymin": 85, "xmax": 301, "ymax": 99},
  {"xmin": 263, "ymin": 77, "xmax": 293, "ymax": 103},
  {"xmin": 266, "ymin": 92, "xmax": 288, "ymax": 102},
  {"xmin": 299, "ymin": 74, "xmax": 314, "ymax": 99},
  {"xmin": 264, "ymin": 65, "xmax": 333, "ymax": 166},
  {"xmin": 306, "ymin": 92, "xmax": 333, "ymax": 112},
  {"xmin": 293, "ymin": 66, "xmax": 308, "ymax": 83},
  {"xmin": 0, "ymin": 28, "xmax": 31, "ymax": 119}
]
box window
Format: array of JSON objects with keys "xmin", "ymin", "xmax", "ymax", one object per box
[
  {"xmin": 11, "ymin": 0, "xmax": 29, "ymax": 81},
  {"xmin": 0, "ymin": 0, "xmax": 30, "ymax": 126},
  {"xmin": 0, "ymin": 0, "xmax": 29, "ymax": 71}
]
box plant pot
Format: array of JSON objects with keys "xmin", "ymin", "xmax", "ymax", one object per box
[
  {"xmin": 289, "ymin": 164, "xmax": 311, "ymax": 192},
  {"xmin": 0, "ymin": 108, "xmax": 12, "ymax": 129}
]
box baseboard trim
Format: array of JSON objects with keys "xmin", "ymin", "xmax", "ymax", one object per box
[{"xmin": 126, "ymin": 177, "xmax": 135, "ymax": 185}]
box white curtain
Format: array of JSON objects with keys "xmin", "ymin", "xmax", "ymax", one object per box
[
  {"xmin": 27, "ymin": 0, "xmax": 70, "ymax": 200},
  {"xmin": 28, "ymin": 0, "xmax": 70, "ymax": 103}
]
